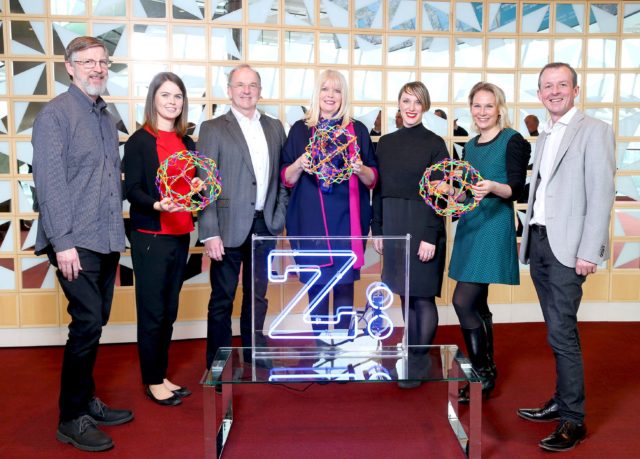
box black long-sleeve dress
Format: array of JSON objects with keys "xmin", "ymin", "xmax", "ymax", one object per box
[{"xmin": 372, "ymin": 124, "xmax": 449, "ymax": 298}]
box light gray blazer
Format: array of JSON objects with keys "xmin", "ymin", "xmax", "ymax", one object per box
[
  {"xmin": 519, "ymin": 110, "xmax": 616, "ymax": 268},
  {"xmin": 197, "ymin": 110, "xmax": 288, "ymax": 248}
]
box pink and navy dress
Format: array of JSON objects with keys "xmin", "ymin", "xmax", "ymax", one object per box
[{"xmin": 280, "ymin": 117, "xmax": 378, "ymax": 285}]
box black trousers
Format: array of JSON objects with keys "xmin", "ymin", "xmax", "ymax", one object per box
[
  {"xmin": 131, "ymin": 231, "xmax": 190, "ymax": 385},
  {"xmin": 529, "ymin": 225, "xmax": 586, "ymax": 424},
  {"xmin": 47, "ymin": 247, "xmax": 120, "ymax": 423},
  {"xmin": 206, "ymin": 214, "xmax": 273, "ymax": 368}
]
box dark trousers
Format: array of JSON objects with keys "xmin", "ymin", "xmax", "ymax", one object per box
[
  {"xmin": 46, "ymin": 247, "xmax": 120, "ymax": 423},
  {"xmin": 529, "ymin": 225, "xmax": 586, "ymax": 424},
  {"xmin": 206, "ymin": 215, "xmax": 273, "ymax": 368},
  {"xmin": 131, "ymin": 231, "xmax": 189, "ymax": 385}
]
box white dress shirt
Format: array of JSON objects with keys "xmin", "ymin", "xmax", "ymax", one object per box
[
  {"xmin": 231, "ymin": 106, "xmax": 269, "ymax": 211},
  {"xmin": 531, "ymin": 107, "xmax": 577, "ymax": 226}
]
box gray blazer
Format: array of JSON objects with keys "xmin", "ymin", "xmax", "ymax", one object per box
[
  {"xmin": 519, "ymin": 110, "xmax": 615, "ymax": 268},
  {"xmin": 197, "ymin": 110, "xmax": 288, "ymax": 248}
]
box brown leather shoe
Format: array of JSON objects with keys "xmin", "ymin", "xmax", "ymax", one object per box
[
  {"xmin": 539, "ymin": 420, "xmax": 586, "ymax": 452},
  {"xmin": 517, "ymin": 399, "xmax": 560, "ymax": 422}
]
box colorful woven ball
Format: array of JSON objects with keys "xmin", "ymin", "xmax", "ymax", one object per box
[
  {"xmin": 418, "ymin": 159, "xmax": 483, "ymax": 217},
  {"xmin": 305, "ymin": 124, "xmax": 360, "ymax": 186},
  {"xmin": 155, "ymin": 150, "xmax": 222, "ymax": 211}
]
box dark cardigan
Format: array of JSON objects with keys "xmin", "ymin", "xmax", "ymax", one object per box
[{"xmin": 123, "ymin": 128, "xmax": 196, "ymax": 232}]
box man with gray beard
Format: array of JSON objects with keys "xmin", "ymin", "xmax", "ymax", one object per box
[{"xmin": 32, "ymin": 36, "xmax": 133, "ymax": 452}]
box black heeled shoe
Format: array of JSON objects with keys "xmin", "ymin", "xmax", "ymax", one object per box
[
  {"xmin": 458, "ymin": 377, "xmax": 494, "ymax": 404},
  {"xmin": 172, "ymin": 387, "xmax": 192, "ymax": 398},
  {"xmin": 145, "ymin": 386, "xmax": 182, "ymax": 406}
]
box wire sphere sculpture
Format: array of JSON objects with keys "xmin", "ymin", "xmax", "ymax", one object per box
[
  {"xmin": 418, "ymin": 159, "xmax": 483, "ymax": 217},
  {"xmin": 305, "ymin": 124, "xmax": 360, "ymax": 186},
  {"xmin": 155, "ymin": 150, "xmax": 222, "ymax": 211}
]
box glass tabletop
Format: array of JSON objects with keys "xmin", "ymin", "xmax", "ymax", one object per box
[{"xmin": 202, "ymin": 345, "xmax": 478, "ymax": 385}]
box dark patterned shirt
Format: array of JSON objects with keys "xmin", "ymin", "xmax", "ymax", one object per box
[{"xmin": 32, "ymin": 84, "xmax": 125, "ymax": 255}]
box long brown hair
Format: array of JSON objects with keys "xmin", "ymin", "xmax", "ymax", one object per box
[{"xmin": 143, "ymin": 72, "xmax": 189, "ymax": 137}]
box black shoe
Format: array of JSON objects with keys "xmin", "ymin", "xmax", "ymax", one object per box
[
  {"xmin": 172, "ymin": 387, "xmax": 192, "ymax": 398},
  {"xmin": 88, "ymin": 397, "xmax": 134, "ymax": 426},
  {"xmin": 145, "ymin": 386, "xmax": 182, "ymax": 406},
  {"xmin": 539, "ymin": 420, "xmax": 586, "ymax": 452},
  {"xmin": 517, "ymin": 399, "xmax": 560, "ymax": 422},
  {"xmin": 57, "ymin": 415, "xmax": 114, "ymax": 452}
]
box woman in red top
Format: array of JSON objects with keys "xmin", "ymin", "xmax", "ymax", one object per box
[{"xmin": 124, "ymin": 72, "xmax": 199, "ymax": 406}]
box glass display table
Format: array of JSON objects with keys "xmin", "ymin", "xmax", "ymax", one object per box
[{"xmin": 202, "ymin": 345, "xmax": 482, "ymax": 458}]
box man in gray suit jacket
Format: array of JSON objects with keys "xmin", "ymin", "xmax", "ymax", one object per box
[
  {"xmin": 198, "ymin": 64, "xmax": 287, "ymax": 368},
  {"xmin": 516, "ymin": 63, "xmax": 615, "ymax": 452}
]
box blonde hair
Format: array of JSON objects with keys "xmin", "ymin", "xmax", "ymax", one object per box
[
  {"xmin": 304, "ymin": 69, "xmax": 350, "ymax": 129},
  {"xmin": 468, "ymin": 82, "xmax": 511, "ymax": 133}
]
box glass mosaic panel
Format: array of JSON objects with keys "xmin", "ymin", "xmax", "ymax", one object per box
[
  {"xmin": 284, "ymin": 105, "xmax": 306, "ymax": 131},
  {"xmin": 11, "ymin": 0, "xmax": 45, "ymax": 14},
  {"xmin": 319, "ymin": 33, "xmax": 349, "ymax": 65},
  {"xmin": 423, "ymin": 110, "xmax": 446, "ymax": 137},
  {"xmin": 619, "ymin": 108, "xmax": 640, "ymax": 137},
  {"xmin": 488, "ymin": 2, "xmax": 516, "ymax": 32},
  {"xmin": 12, "ymin": 62, "xmax": 47, "ymax": 96},
  {"xmin": 255, "ymin": 67, "xmax": 280, "ymax": 99},
  {"xmin": 0, "ymin": 258, "xmax": 15, "ymax": 290},
  {"xmin": 172, "ymin": 26, "xmax": 206, "ymax": 60},
  {"xmin": 455, "ymin": 37, "xmax": 482, "ymax": 67},
  {"xmin": 0, "ymin": 102, "xmax": 8, "ymax": 135},
  {"xmin": 587, "ymin": 38, "xmax": 617, "ymax": 68},
  {"xmin": 248, "ymin": 0, "xmax": 279, "ymax": 24},
  {"xmin": 285, "ymin": 31, "xmax": 315, "ymax": 64},
  {"xmin": 212, "ymin": 0, "xmax": 242, "ymax": 21},
  {"xmin": 0, "ymin": 62, "xmax": 5, "ymax": 96},
  {"xmin": 172, "ymin": 0, "xmax": 205, "ymax": 20},
  {"xmin": 353, "ymin": 70, "xmax": 382, "ymax": 102},
  {"xmin": 353, "ymin": 106, "xmax": 381, "ymax": 133},
  {"xmin": 620, "ymin": 74, "xmax": 640, "ymax": 103},
  {"xmin": 589, "ymin": 4, "xmax": 618, "ymax": 33},
  {"xmin": 52, "ymin": 23, "xmax": 89, "ymax": 56},
  {"xmin": 54, "ymin": 62, "xmax": 71, "ymax": 96},
  {"xmin": 94, "ymin": 24, "xmax": 128, "ymax": 58},
  {"xmin": 422, "ymin": 1, "xmax": 450, "ymax": 31},
  {"xmin": 486, "ymin": 73, "xmax": 514, "ymax": 102},
  {"xmin": 420, "ymin": 37, "xmax": 449, "ymax": 67},
  {"xmin": 0, "ymin": 180, "xmax": 12, "ymax": 213},
  {"xmin": 285, "ymin": 0, "xmax": 314, "ymax": 26},
  {"xmin": 211, "ymin": 28, "xmax": 242, "ymax": 60},
  {"xmin": 521, "ymin": 3, "xmax": 550, "ymax": 33},
  {"xmin": 106, "ymin": 63, "xmax": 128, "ymax": 97},
  {"xmin": 518, "ymin": 73, "xmax": 539, "ymax": 103},
  {"xmin": 584, "ymin": 108, "xmax": 612, "ymax": 126},
  {"xmin": 15, "ymin": 142, "xmax": 32, "ymax": 175},
  {"xmin": 133, "ymin": 0, "xmax": 166, "ymax": 18},
  {"xmin": 210, "ymin": 65, "xmax": 235, "ymax": 98},
  {"xmin": 612, "ymin": 242, "xmax": 640, "ymax": 269},
  {"xmin": 13, "ymin": 102, "xmax": 45, "ymax": 136},
  {"xmin": 616, "ymin": 176, "xmax": 640, "ymax": 202},
  {"xmin": 617, "ymin": 143, "xmax": 640, "ymax": 171},
  {"xmin": 19, "ymin": 219, "xmax": 36, "ymax": 252},
  {"xmin": 453, "ymin": 107, "xmax": 472, "ymax": 137},
  {"xmin": 555, "ymin": 3, "xmax": 584, "ymax": 33},
  {"xmin": 585, "ymin": 73, "xmax": 614, "ymax": 103},
  {"xmin": 520, "ymin": 38, "xmax": 549, "ymax": 68},
  {"xmin": 554, "ymin": 39, "xmax": 583, "ymax": 68},
  {"xmin": 0, "ymin": 142, "xmax": 8, "ymax": 174},
  {"xmin": 487, "ymin": 38, "xmax": 515, "ymax": 68},
  {"xmin": 92, "ymin": 0, "xmax": 126, "ymax": 16},
  {"xmin": 320, "ymin": 0, "xmax": 349, "ymax": 28},
  {"xmin": 284, "ymin": 68, "xmax": 314, "ymax": 100},
  {"xmin": 455, "ymin": 2, "xmax": 483, "ymax": 32},
  {"xmin": 353, "ymin": 35, "xmax": 382, "ymax": 66},
  {"xmin": 10, "ymin": 21, "xmax": 46, "ymax": 55},
  {"xmin": 134, "ymin": 63, "xmax": 170, "ymax": 96},
  {"xmin": 614, "ymin": 209, "xmax": 640, "ymax": 237},
  {"xmin": 421, "ymin": 72, "xmax": 448, "ymax": 102},
  {"xmin": 518, "ymin": 108, "xmax": 546, "ymax": 138},
  {"xmin": 0, "ymin": 25, "xmax": 4, "ymax": 55},
  {"xmin": 388, "ymin": 36, "xmax": 416, "ymax": 66},
  {"xmin": 248, "ymin": 29, "xmax": 279, "ymax": 62},
  {"xmin": 355, "ymin": 0, "xmax": 383, "ymax": 29},
  {"xmin": 389, "ymin": 0, "xmax": 417, "ymax": 30},
  {"xmin": 385, "ymin": 106, "xmax": 401, "ymax": 134},
  {"xmin": 623, "ymin": 4, "xmax": 640, "ymax": 33},
  {"xmin": 51, "ymin": 0, "xmax": 86, "ymax": 15},
  {"xmin": 172, "ymin": 64, "xmax": 207, "ymax": 98},
  {"xmin": 621, "ymin": 39, "xmax": 640, "ymax": 68},
  {"xmin": 0, "ymin": 219, "xmax": 14, "ymax": 252},
  {"xmin": 387, "ymin": 71, "xmax": 416, "ymax": 102},
  {"xmin": 132, "ymin": 25, "xmax": 167, "ymax": 60},
  {"xmin": 17, "ymin": 180, "xmax": 36, "ymax": 213},
  {"xmin": 453, "ymin": 73, "xmax": 481, "ymax": 102}
]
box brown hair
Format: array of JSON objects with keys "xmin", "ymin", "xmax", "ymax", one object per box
[
  {"xmin": 64, "ymin": 36, "xmax": 109, "ymax": 62},
  {"xmin": 397, "ymin": 81, "xmax": 431, "ymax": 112},
  {"xmin": 143, "ymin": 72, "xmax": 189, "ymax": 137},
  {"xmin": 538, "ymin": 62, "xmax": 578, "ymax": 89}
]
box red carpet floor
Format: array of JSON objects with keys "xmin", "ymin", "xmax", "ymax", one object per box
[{"xmin": 0, "ymin": 323, "xmax": 637, "ymax": 458}]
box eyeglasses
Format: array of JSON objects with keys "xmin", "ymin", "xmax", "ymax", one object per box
[
  {"xmin": 229, "ymin": 83, "xmax": 260, "ymax": 91},
  {"xmin": 73, "ymin": 59, "xmax": 112, "ymax": 69}
]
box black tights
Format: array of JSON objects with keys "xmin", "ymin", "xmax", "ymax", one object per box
[
  {"xmin": 308, "ymin": 283, "xmax": 354, "ymax": 332},
  {"xmin": 452, "ymin": 282, "xmax": 490, "ymax": 329},
  {"xmin": 402, "ymin": 296, "xmax": 439, "ymax": 346}
]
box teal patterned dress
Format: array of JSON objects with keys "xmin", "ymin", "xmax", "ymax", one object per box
[{"xmin": 448, "ymin": 128, "xmax": 521, "ymax": 285}]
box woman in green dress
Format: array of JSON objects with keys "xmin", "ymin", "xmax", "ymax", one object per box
[{"xmin": 448, "ymin": 82, "xmax": 531, "ymax": 401}]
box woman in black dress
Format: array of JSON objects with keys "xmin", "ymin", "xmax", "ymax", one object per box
[{"xmin": 372, "ymin": 81, "xmax": 449, "ymax": 387}]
